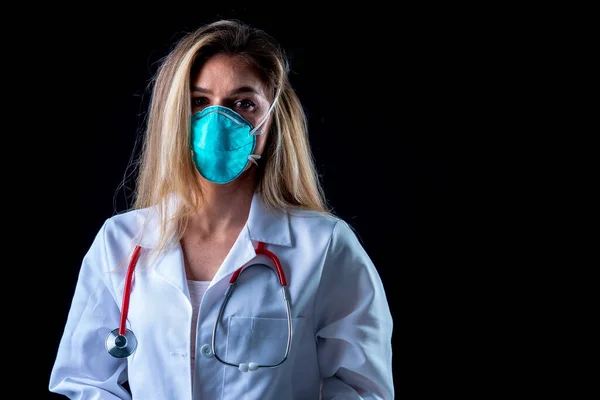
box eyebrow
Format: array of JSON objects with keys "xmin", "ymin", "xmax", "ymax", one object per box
[{"xmin": 190, "ymin": 85, "xmax": 260, "ymax": 96}]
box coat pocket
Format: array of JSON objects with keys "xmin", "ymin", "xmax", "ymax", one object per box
[{"xmin": 221, "ymin": 316, "xmax": 306, "ymax": 399}]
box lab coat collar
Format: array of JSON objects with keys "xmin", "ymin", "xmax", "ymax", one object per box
[
  {"xmin": 209, "ymin": 191, "xmax": 292, "ymax": 287},
  {"xmin": 135, "ymin": 191, "xmax": 291, "ymax": 249},
  {"xmin": 135, "ymin": 190, "xmax": 291, "ymax": 290},
  {"xmin": 246, "ymin": 191, "xmax": 292, "ymax": 247}
]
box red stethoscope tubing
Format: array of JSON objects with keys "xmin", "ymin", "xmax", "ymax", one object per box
[
  {"xmin": 119, "ymin": 245, "xmax": 142, "ymax": 335},
  {"xmin": 118, "ymin": 241, "xmax": 285, "ymax": 335},
  {"xmin": 230, "ymin": 241, "xmax": 287, "ymax": 286}
]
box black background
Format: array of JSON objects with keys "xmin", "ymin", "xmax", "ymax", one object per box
[{"xmin": 27, "ymin": 5, "xmax": 477, "ymax": 399}]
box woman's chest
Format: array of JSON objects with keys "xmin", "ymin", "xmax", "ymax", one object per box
[{"xmin": 180, "ymin": 235, "xmax": 238, "ymax": 281}]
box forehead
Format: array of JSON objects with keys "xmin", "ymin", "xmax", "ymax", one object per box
[{"xmin": 191, "ymin": 54, "xmax": 267, "ymax": 94}]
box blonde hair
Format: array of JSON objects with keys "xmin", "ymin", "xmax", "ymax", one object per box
[{"xmin": 130, "ymin": 19, "xmax": 331, "ymax": 258}]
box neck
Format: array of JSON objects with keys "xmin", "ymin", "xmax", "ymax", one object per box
[{"xmin": 190, "ymin": 168, "xmax": 257, "ymax": 236}]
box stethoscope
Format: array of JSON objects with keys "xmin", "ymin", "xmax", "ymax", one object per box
[{"xmin": 105, "ymin": 242, "xmax": 292, "ymax": 373}]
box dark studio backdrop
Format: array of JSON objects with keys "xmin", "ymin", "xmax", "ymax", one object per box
[{"xmin": 31, "ymin": 6, "xmax": 468, "ymax": 399}]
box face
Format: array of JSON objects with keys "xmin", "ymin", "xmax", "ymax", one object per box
[{"xmin": 190, "ymin": 54, "xmax": 273, "ymax": 159}]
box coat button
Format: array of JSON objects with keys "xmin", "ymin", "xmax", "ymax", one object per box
[{"xmin": 200, "ymin": 344, "xmax": 214, "ymax": 358}]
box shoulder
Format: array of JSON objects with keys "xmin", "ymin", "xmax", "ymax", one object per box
[
  {"xmin": 286, "ymin": 207, "xmax": 362, "ymax": 249},
  {"xmin": 74, "ymin": 206, "xmax": 164, "ymax": 287},
  {"xmin": 101, "ymin": 207, "xmax": 149, "ymax": 241},
  {"xmin": 286, "ymin": 207, "xmax": 342, "ymax": 239},
  {"xmin": 88, "ymin": 206, "xmax": 157, "ymax": 264}
]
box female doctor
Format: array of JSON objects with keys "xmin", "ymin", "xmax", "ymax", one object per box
[{"xmin": 49, "ymin": 19, "xmax": 394, "ymax": 399}]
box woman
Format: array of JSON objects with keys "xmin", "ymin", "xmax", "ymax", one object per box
[{"xmin": 49, "ymin": 19, "xmax": 394, "ymax": 399}]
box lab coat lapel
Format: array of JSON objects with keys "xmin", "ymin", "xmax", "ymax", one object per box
[
  {"xmin": 134, "ymin": 203, "xmax": 189, "ymax": 296},
  {"xmin": 153, "ymin": 243, "xmax": 188, "ymax": 294},
  {"xmin": 246, "ymin": 192, "xmax": 292, "ymax": 248},
  {"xmin": 211, "ymin": 192, "xmax": 292, "ymax": 286},
  {"xmin": 133, "ymin": 191, "xmax": 293, "ymax": 292},
  {"xmin": 210, "ymin": 226, "xmax": 256, "ymax": 286}
]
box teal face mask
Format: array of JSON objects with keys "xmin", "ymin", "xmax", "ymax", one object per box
[{"xmin": 190, "ymin": 106, "xmax": 265, "ymax": 184}]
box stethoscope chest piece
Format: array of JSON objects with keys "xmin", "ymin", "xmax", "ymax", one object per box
[{"xmin": 106, "ymin": 328, "xmax": 138, "ymax": 358}]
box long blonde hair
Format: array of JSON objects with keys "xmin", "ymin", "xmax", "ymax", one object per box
[{"xmin": 128, "ymin": 19, "xmax": 331, "ymax": 258}]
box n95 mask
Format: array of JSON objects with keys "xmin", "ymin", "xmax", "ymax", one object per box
[{"xmin": 190, "ymin": 105, "xmax": 263, "ymax": 184}]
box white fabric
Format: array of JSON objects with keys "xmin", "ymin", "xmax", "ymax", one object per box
[
  {"xmin": 187, "ymin": 280, "xmax": 210, "ymax": 381},
  {"xmin": 49, "ymin": 192, "xmax": 394, "ymax": 399}
]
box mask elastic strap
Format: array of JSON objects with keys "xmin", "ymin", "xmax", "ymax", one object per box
[
  {"xmin": 247, "ymin": 154, "xmax": 261, "ymax": 166},
  {"xmin": 249, "ymin": 89, "xmax": 281, "ymax": 136}
]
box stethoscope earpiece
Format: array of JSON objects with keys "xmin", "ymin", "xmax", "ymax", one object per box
[{"xmin": 106, "ymin": 328, "xmax": 138, "ymax": 358}]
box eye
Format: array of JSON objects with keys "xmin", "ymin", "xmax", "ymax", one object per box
[
  {"xmin": 235, "ymin": 99, "xmax": 256, "ymax": 110},
  {"xmin": 191, "ymin": 97, "xmax": 209, "ymax": 108}
]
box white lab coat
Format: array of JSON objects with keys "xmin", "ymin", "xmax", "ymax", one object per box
[{"xmin": 49, "ymin": 192, "xmax": 394, "ymax": 399}]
